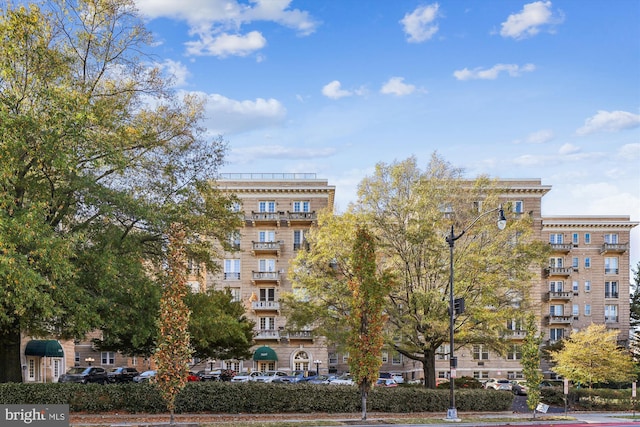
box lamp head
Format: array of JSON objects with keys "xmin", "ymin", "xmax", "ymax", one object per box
[{"xmin": 497, "ymin": 205, "xmax": 507, "ymax": 230}]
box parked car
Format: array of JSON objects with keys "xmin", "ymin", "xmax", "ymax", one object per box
[
  {"xmin": 380, "ymin": 372, "xmax": 405, "ymax": 384},
  {"xmin": 303, "ymin": 374, "xmax": 332, "ymax": 384},
  {"xmin": 106, "ymin": 367, "xmax": 139, "ymax": 384},
  {"xmin": 254, "ymin": 370, "xmax": 288, "ymax": 383},
  {"xmin": 187, "ymin": 371, "xmax": 200, "ymax": 382},
  {"xmin": 376, "ymin": 378, "xmax": 398, "ymax": 387},
  {"xmin": 511, "ymin": 380, "xmax": 528, "ymax": 395},
  {"xmin": 196, "ymin": 370, "xmax": 221, "ymax": 381},
  {"xmin": 132, "ymin": 370, "xmax": 156, "ymax": 383},
  {"xmin": 329, "ymin": 373, "xmax": 354, "ymax": 385},
  {"xmin": 484, "ymin": 378, "xmax": 512, "ymax": 391},
  {"xmin": 272, "ymin": 370, "xmax": 307, "ymax": 384},
  {"xmin": 58, "ymin": 366, "xmax": 108, "ymax": 384},
  {"xmin": 230, "ymin": 371, "xmax": 262, "ymax": 383}
]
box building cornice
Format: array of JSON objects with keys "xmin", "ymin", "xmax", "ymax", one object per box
[{"xmin": 543, "ymin": 216, "xmax": 639, "ymax": 229}]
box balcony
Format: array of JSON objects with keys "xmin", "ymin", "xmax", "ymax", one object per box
[
  {"xmin": 605, "ymin": 292, "xmax": 619, "ymax": 299},
  {"xmin": 545, "ymin": 291, "xmax": 572, "ymax": 301},
  {"xmin": 283, "ymin": 211, "xmax": 317, "ymax": 226},
  {"xmin": 544, "ymin": 267, "xmax": 573, "ymax": 277},
  {"xmin": 252, "ymin": 241, "xmax": 282, "ymax": 256},
  {"xmin": 505, "ymin": 329, "xmax": 527, "ymax": 339},
  {"xmin": 251, "ymin": 271, "xmax": 281, "ymax": 285},
  {"xmin": 546, "ymin": 315, "xmax": 573, "ymax": 325},
  {"xmin": 254, "ymin": 329, "xmax": 279, "ymax": 340},
  {"xmin": 251, "ymin": 300, "xmax": 280, "ymax": 312},
  {"xmin": 281, "ymin": 330, "xmax": 314, "ymax": 341},
  {"xmin": 549, "ymin": 243, "xmax": 572, "ymax": 253},
  {"xmin": 600, "ymin": 243, "xmax": 628, "ymax": 254},
  {"xmin": 223, "ymin": 272, "xmax": 241, "ymax": 281},
  {"xmin": 247, "ymin": 211, "xmax": 283, "ymax": 226}
]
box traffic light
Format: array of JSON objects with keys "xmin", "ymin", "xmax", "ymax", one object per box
[{"xmin": 454, "ymin": 298, "xmax": 465, "ymax": 315}]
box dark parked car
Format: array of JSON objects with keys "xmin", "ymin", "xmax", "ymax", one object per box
[
  {"xmin": 58, "ymin": 366, "xmax": 108, "ymax": 384},
  {"xmin": 107, "ymin": 367, "xmax": 139, "ymax": 383},
  {"xmin": 133, "ymin": 370, "xmax": 156, "ymax": 383},
  {"xmin": 196, "ymin": 370, "xmax": 221, "ymax": 381}
]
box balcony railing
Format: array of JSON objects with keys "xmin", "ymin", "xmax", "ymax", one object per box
[
  {"xmin": 605, "ymin": 316, "xmax": 619, "ymax": 323},
  {"xmin": 505, "ymin": 329, "xmax": 527, "ymax": 339},
  {"xmin": 251, "ymin": 271, "xmax": 281, "ymax": 284},
  {"xmin": 282, "ymin": 330, "xmax": 314, "ymax": 340},
  {"xmin": 223, "ymin": 272, "xmax": 241, "ymax": 281},
  {"xmin": 251, "ymin": 301, "xmax": 280, "ymax": 311},
  {"xmin": 544, "ymin": 267, "xmax": 573, "ymax": 277},
  {"xmin": 546, "ymin": 315, "xmax": 573, "ymax": 325},
  {"xmin": 549, "ymin": 243, "xmax": 572, "ymax": 253},
  {"xmin": 254, "ymin": 329, "xmax": 280, "ymax": 339},
  {"xmin": 600, "ymin": 243, "xmax": 628, "ymax": 254},
  {"xmin": 248, "ymin": 212, "xmax": 282, "ymax": 224},
  {"xmin": 605, "ymin": 268, "xmax": 619, "ymax": 275},
  {"xmin": 604, "ymin": 292, "xmax": 619, "ymax": 299},
  {"xmin": 252, "ymin": 241, "xmax": 282, "ymax": 255},
  {"xmin": 546, "ymin": 291, "xmax": 572, "ymax": 301}
]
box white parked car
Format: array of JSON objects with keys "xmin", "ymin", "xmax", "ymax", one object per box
[
  {"xmin": 484, "ymin": 378, "xmax": 512, "ymax": 391},
  {"xmin": 231, "ymin": 371, "xmax": 262, "ymax": 382},
  {"xmin": 329, "ymin": 373, "xmax": 354, "ymax": 385},
  {"xmin": 254, "ymin": 370, "xmax": 288, "ymax": 383}
]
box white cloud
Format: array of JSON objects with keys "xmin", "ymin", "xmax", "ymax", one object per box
[
  {"xmin": 558, "ymin": 143, "xmax": 580, "ymax": 155},
  {"xmin": 230, "ymin": 145, "xmax": 336, "ymax": 162},
  {"xmin": 157, "ymin": 59, "xmax": 190, "ymax": 87},
  {"xmin": 184, "ymin": 91, "xmax": 286, "ymax": 134},
  {"xmin": 185, "ymin": 31, "xmax": 266, "ymax": 57},
  {"xmin": 513, "ymin": 129, "xmax": 554, "ymax": 144},
  {"xmin": 618, "ymin": 143, "xmax": 640, "ymax": 160},
  {"xmin": 380, "ymin": 77, "xmax": 418, "ymax": 96},
  {"xmin": 135, "ymin": 0, "xmax": 318, "ymax": 57},
  {"xmin": 322, "ymin": 80, "xmax": 353, "ymax": 100},
  {"xmin": 400, "ymin": 3, "xmax": 440, "ymax": 43},
  {"xmin": 576, "ymin": 110, "xmax": 640, "ymax": 135},
  {"xmin": 453, "ymin": 63, "xmax": 535, "ymax": 80},
  {"xmin": 500, "ymin": 1, "xmax": 563, "ymax": 40}
]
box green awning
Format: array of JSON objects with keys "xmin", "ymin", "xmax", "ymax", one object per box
[
  {"xmin": 252, "ymin": 346, "xmax": 278, "ymax": 361},
  {"xmin": 25, "ymin": 340, "xmax": 64, "ymax": 357}
]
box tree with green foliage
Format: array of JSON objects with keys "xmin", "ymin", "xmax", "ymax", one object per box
[
  {"xmin": 186, "ymin": 289, "xmax": 255, "ymax": 361},
  {"xmin": 630, "ymin": 262, "xmax": 640, "ymax": 329},
  {"xmin": 347, "ymin": 226, "xmax": 393, "ymax": 421},
  {"xmin": 550, "ymin": 324, "xmax": 636, "ymax": 388},
  {"xmin": 0, "ymin": 0, "xmax": 241, "ymax": 382},
  {"xmin": 520, "ymin": 314, "xmax": 544, "ymax": 417},
  {"xmin": 155, "ymin": 225, "xmax": 191, "ymax": 425},
  {"xmin": 286, "ymin": 154, "xmax": 549, "ymax": 388}
]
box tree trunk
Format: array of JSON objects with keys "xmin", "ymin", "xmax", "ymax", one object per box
[
  {"xmin": 361, "ymin": 385, "xmax": 368, "ymax": 420},
  {"xmin": 423, "ymin": 348, "xmax": 437, "ymax": 388},
  {"xmin": 0, "ymin": 321, "xmax": 24, "ymax": 383}
]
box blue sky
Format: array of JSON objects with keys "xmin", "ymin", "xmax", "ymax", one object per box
[{"xmin": 134, "ymin": 0, "xmax": 640, "ymax": 266}]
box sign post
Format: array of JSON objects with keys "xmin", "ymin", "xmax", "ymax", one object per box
[{"xmin": 563, "ymin": 378, "xmax": 569, "ymax": 417}]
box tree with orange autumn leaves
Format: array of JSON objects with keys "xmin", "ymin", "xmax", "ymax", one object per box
[
  {"xmin": 347, "ymin": 226, "xmax": 394, "ymax": 421},
  {"xmin": 154, "ymin": 224, "xmax": 192, "ymax": 425}
]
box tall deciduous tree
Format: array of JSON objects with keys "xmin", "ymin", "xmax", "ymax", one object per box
[
  {"xmin": 630, "ymin": 262, "xmax": 640, "ymax": 329},
  {"xmin": 0, "ymin": 0, "xmax": 241, "ymax": 382},
  {"xmin": 520, "ymin": 314, "xmax": 543, "ymax": 417},
  {"xmin": 550, "ymin": 324, "xmax": 636, "ymax": 388},
  {"xmin": 155, "ymin": 225, "xmax": 191, "ymax": 425},
  {"xmin": 286, "ymin": 154, "xmax": 548, "ymax": 388},
  {"xmin": 347, "ymin": 226, "xmax": 393, "ymax": 421}
]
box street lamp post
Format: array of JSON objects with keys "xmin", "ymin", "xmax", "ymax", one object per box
[
  {"xmin": 313, "ymin": 359, "xmax": 322, "ymax": 375},
  {"xmin": 444, "ymin": 205, "xmax": 506, "ymax": 422}
]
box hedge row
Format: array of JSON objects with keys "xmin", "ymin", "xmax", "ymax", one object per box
[
  {"xmin": 0, "ymin": 382, "xmax": 513, "ymax": 414},
  {"xmin": 540, "ymin": 386, "xmax": 635, "ymax": 411}
]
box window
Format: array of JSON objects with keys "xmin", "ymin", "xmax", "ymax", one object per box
[
  {"xmin": 228, "ymin": 287, "xmax": 241, "ymax": 302},
  {"xmin": 342, "ymin": 353, "xmax": 349, "ymax": 363},
  {"xmin": 187, "ymin": 259, "xmax": 200, "ymax": 276},
  {"xmin": 584, "ymin": 257, "xmax": 591, "ymax": 268},
  {"xmin": 28, "ymin": 359, "xmax": 35, "ymax": 380},
  {"xmin": 604, "ymin": 234, "xmax": 619, "ymax": 244},
  {"xmin": 472, "ymin": 344, "xmax": 489, "ymax": 360},
  {"xmin": 224, "ymin": 259, "xmax": 241, "ymax": 280},
  {"xmin": 225, "ymin": 361, "xmax": 240, "ymax": 371},
  {"xmin": 507, "ymin": 344, "xmax": 522, "ymax": 360},
  {"xmin": 549, "ymin": 281, "xmax": 564, "ymax": 292},
  {"xmin": 260, "ymin": 288, "xmax": 275, "ymax": 301},
  {"xmin": 507, "ymin": 319, "xmax": 522, "ymax": 331},
  {"xmin": 328, "ymin": 353, "xmax": 338, "ymax": 365},
  {"xmin": 508, "ymin": 371, "xmax": 524, "ymax": 380},
  {"xmin": 550, "ymin": 328, "xmax": 564, "ymax": 341},
  {"xmin": 293, "ymin": 351, "xmax": 309, "ymax": 371},
  {"xmin": 293, "ymin": 230, "xmax": 307, "ymax": 251},
  {"xmin": 131, "ymin": 356, "xmax": 137, "ymax": 366},
  {"xmin": 258, "ymin": 201, "xmax": 276, "ymax": 213},
  {"xmin": 473, "ymin": 371, "xmax": 490, "ymax": 380},
  {"xmin": 605, "ymin": 257, "xmax": 619, "ymax": 274},
  {"xmin": 585, "ymin": 281, "xmax": 591, "ymax": 292},
  {"xmin": 550, "ymin": 305, "xmax": 564, "ymax": 316},
  {"xmin": 572, "ymin": 281, "xmax": 579, "ymax": 293},
  {"xmin": 572, "ymin": 257, "xmax": 579, "ymax": 268},
  {"xmin": 549, "ymin": 257, "xmax": 563, "ymax": 268},
  {"xmin": 512, "ymin": 201, "xmax": 524, "ymax": 214},
  {"xmin": 101, "ymin": 352, "xmax": 115, "ymax": 365},
  {"xmin": 572, "ymin": 304, "xmax": 579, "ymax": 316},
  {"xmin": 258, "ymin": 259, "xmax": 276, "ymax": 272},
  {"xmin": 572, "ymin": 233, "xmax": 579, "ymax": 245},
  {"xmin": 259, "ymin": 317, "xmax": 275, "ymax": 330},
  {"xmin": 605, "ymin": 305, "xmax": 618, "ymax": 322},
  {"xmin": 436, "ymin": 344, "xmax": 450, "ymax": 360},
  {"xmin": 381, "ymin": 352, "xmax": 388, "ymax": 363},
  {"xmin": 584, "ymin": 304, "xmax": 591, "ymax": 316},
  {"xmin": 258, "ymin": 230, "xmax": 275, "ymax": 242},
  {"xmin": 605, "ymin": 281, "xmax": 619, "ymax": 298},
  {"xmin": 75, "ymin": 352, "xmax": 80, "ymax": 364},
  {"xmin": 584, "ymin": 233, "xmax": 591, "ymax": 244},
  {"xmin": 391, "ymin": 351, "xmax": 402, "ymax": 365},
  {"xmin": 230, "ymin": 202, "xmax": 241, "ymax": 212},
  {"xmin": 549, "ymin": 234, "xmax": 563, "ymax": 244},
  {"xmin": 258, "ymin": 361, "xmax": 275, "ymax": 371},
  {"xmin": 228, "ymin": 231, "xmax": 241, "ymax": 250},
  {"xmin": 292, "ymin": 201, "xmax": 310, "ymax": 212}
]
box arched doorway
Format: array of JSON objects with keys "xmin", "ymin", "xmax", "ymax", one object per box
[{"xmin": 292, "ymin": 350, "xmax": 309, "ymax": 372}]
